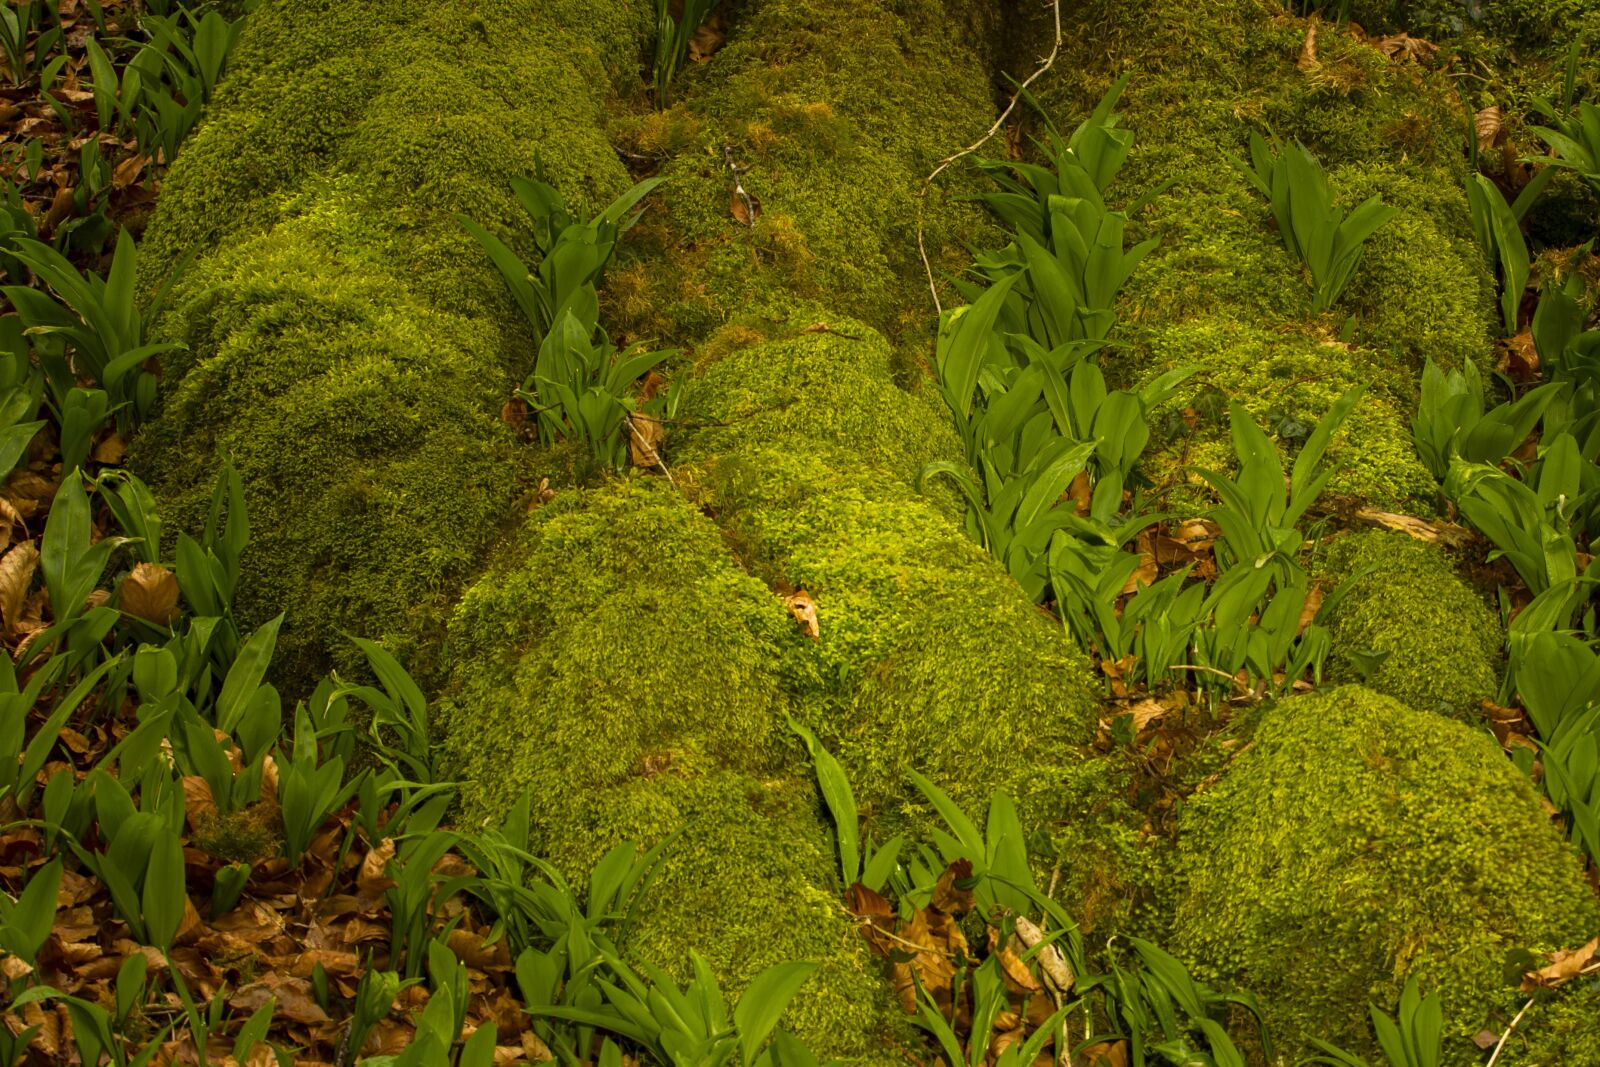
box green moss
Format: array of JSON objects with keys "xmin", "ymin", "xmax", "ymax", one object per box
[
  {"xmin": 133, "ymin": 0, "xmax": 654, "ymax": 684},
  {"xmin": 1504, "ymin": 980, "xmax": 1600, "ymax": 1066},
  {"xmin": 438, "ymin": 478, "xmax": 910, "ymax": 1062},
  {"xmin": 1317, "ymin": 530, "xmax": 1502, "ymax": 715},
  {"xmin": 676, "ymin": 327, "xmax": 1102, "ymax": 838},
  {"xmin": 1128, "ymin": 318, "xmax": 1439, "ymax": 508},
  {"xmin": 1173, "ymin": 685, "xmax": 1598, "ymax": 1061},
  {"xmin": 1019, "ymin": 0, "xmax": 1496, "ymax": 511},
  {"xmin": 612, "ymin": 0, "xmax": 1002, "ymax": 352}
]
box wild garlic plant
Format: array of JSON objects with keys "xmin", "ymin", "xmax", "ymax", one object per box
[
  {"xmin": 1228, "ymin": 132, "xmax": 1398, "ymax": 314},
  {"xmin": 463, "ymin": 174, "xmax": 677, "ymax": 468}
]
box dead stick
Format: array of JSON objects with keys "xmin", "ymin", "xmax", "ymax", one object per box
[
  {"xmin": 1486, "ymin": 997, "xmax": 1536, "ymax": 1067},
  {"xmin": 915, "ymin": 0, "xmax": 1064, "ymax": 315}
]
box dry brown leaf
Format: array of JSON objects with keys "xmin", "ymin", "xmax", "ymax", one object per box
[
  {"xmin": 230, "ymin": 975, "xmax": 331, "ymax": 1024},
  {"xmin": 41, "ymin": 186, "xmax": 74, "ymax": 236},
  {"xmin": 845, "ymin": 882, "xmax": 896, "ymax": 958},
  {"xmin": 1068, "ymin": 470, "xmax": 1092, "ymax": 516},
  {"xmin": 1475, "ymin": 105, "xmax": 1502, "ymax": 155},
  {"xmin": 1082, "ymin": 1040, "xmax": 1131, "ymax": 1067},
  {"xmin": 1374, "ymin": 32, "xmax": 1438, "ymax": 61},
  {"xmin": 784, "ymin": 589, "xmax": 820, "ymax": 640},
  {"xmin": 1297, "ymin": 20, "xmax": 1319, "ymax": 71},
  {"xmin": 1521, "ymin": 936, "xmax": 1600, "ymax": 991},
  {"xmin": 1499, "ymin": 330, "xmax": 1539, "ymax": 382},
  {"xmin": 989, "ymin": 928, "xmax": 1040, "ymax": 994},
  {"xmin": 930, "ymin": 858, "xmax": 975, "ymax": 915},
  {"xmin": 120, "ymin": 562, "xmax": 181, "ymax": 626},
  {"xmin": 111, "ymin": 152, "xmax": 146, "ymax": 190},
  {"xmin": 687, "ymin": 15, "xmax": 726, "ymax": 62},
  {"xmin": 0, "ymin": 541, "xmax": 40, "ymax": 633},
  {"xmin": 0, "ymin": 495, "xmax": 20, "ymax": 553},
  {"xmin": 1296, "ymin": 584, "xmax": 1324, "ymax": 635},
  {"xmin": 92, "ymin": 431, "xmax": 127, "ymax": 466},
  {"xmin": 729, "ymin": 187, "xmax": 761, "ymax": 226},
  {"xmin": 500, "ymin": 396, "xmax": 528, "ymax": 431},
  {"xmin": 627, "ymin": 412, "xmax": 665, "ymax": 469},
  {"xmin": 1119, "ymin": 552, "xmax": 1157, "ymax": 596},
  {"xmin": 358, "ymin": 838, "xmax": 397, "ymax": 896}
]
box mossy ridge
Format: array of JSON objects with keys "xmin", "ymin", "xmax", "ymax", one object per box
[
  {"xmin": 133, "ymin": 0, "xmax": 653, "ymax": 683},
  {"xmin": 675, "ymin": 326, "xmax": 1105, "ymax": 851},
  {"xmin": 1317, "ymin": 530, "xmax": 1502, "ymax": 716},
  {"xmin": 1016, "ymin": 0, "xmax": 1495, "ymax": 511},
  {"xmin": 1173, "ymin": 685, "xmax": 1598, "ymax": 1062},
  {"xmin": 438, "ymin": 479, "xmax": 909, "ymax": 1062},
  {"xmin": 609, "ymin": 0, "xmax": 1004, "ymax": 358}
]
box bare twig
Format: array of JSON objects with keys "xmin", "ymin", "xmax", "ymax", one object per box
[
  {"xmin": 1485, "ymin": 997, "xmax": 1536, "ymax": 1067},
  {"xmin": 915, "ymin": 0, "xmax": 1064, "ymax": 314},
  {"xmin": 723, "ymin": 143, "xmax": 757, "ymax": 227},
  {"xmin": 627, "ymin": 416, "xmax": 675, "ymax": 484}
]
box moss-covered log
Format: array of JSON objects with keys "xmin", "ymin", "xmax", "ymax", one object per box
[
  {"xmin": 134, "ymin": 0, "xmax": 653, "ymax": 683},
  {"xmin": 1173, "ymin": 685, "xmax": 1598, "ymax": 1061}
]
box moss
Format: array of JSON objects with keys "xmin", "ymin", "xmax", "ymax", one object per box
[
  {"xmin": 675, "ymin": 327, "xmax": 1102, "ymax": 845},
  {"xmin": 611, "ymin": 0, "xmax": 1004, "ymax": 351},
  {"xmin": 1173, "ymin": 685, "xmax": 1598, "ymax": 1061},
  {"xmin": 1128, "ymin": 318, "xmax": 1439, "ymax": 508},
  {"xmin": 1317, "ymin": 530, "xmax": 1502, "ymax": 715},
  {"xmin": 133, "ymin": 0, "xmax": 654, "ymax": 684},
  {"xmin": 1504, "ymin": 980, "xmax": 1600, "ymax": 1066},
  {"xmin": 1018, "ymin": 0, "xmax": 1496, "ymax": 511},
  {"xmin": 438, "ymin": 478, "xmax": 910, "ymax": 1062}
]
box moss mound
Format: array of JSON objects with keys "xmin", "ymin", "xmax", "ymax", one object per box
[
  {"xmin": 1173, "ymin": 685, "xmax": 1597, "ymax": 1061},
  {"xmin": 133, "ymin": 0, "xmax": 652, "ymax": 683},
  {"xmin": 1318, "ymin": 531, "xmax": 1502, "ymax": 715},
  {"xmin": 438, "ymin": 478, "xmax": 909, "ymax": 1061},
  {"xmin": 1024, "ymin": 0, "xmax": 1497, "ymax": 512}
]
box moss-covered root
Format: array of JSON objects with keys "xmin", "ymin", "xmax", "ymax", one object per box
[
  {"xmin": 438, "ymin": 479, "xmax": 908, "ymax": 1061},
  {"xmin": 1019, "ymin": 0, "xmax": 1496, "ymax": 510},
  {"xmin": 130, "ymin": 0, "xmax": 651, "ymax": 684},
  {"xmin": 674, "ymin": 327, "xmax": 1122, "ymax": 906},
  {"xmin": 1317, "ymin": 530, "xmax": 1502, "ymax": 716},
  {"xmin": 1173, "ymin": 685, "xmax": 1598, "ymax": 1061},
  {"xmin": 610, "ymin": 0, "xmax": 1002, "ymax": 354}
]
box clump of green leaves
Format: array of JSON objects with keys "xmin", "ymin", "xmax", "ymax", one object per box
[
  {"xmin": 462, "ymin": 174, "xmax": 676, "ymax": 469},
  {"xmin": 1228, "ymin": 132, "xmax": 1399, "ymax": 314},
  {"xmin": 652, "ymin": 0, "xmax": 718, "ymax": 108}
]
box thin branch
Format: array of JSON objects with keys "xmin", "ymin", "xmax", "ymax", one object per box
[
  {"xmin": 1485, "ymin": 997, "xmax": 1536, "ymax": 1067},
  {"xmin": 914, "ymin": 0, "xmax": 1064, "ymax": 315}
]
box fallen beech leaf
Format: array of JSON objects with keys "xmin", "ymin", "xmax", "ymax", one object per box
[
  {"xmin": 784, "ymin": 589, "xmax": 820, "ymax": 640},
  {"xmin": 1499, "ymin": 330, "xmax": 1539, "ymax": 382},
  {"xmin": 1296, "ymin": 584, "xmax": 1324, "ymax": 635},
  {"xmin": 111, "ymin": 153, "xmax": 147, "ymax": 190},
  {"xmin": 92, "ymin": 431, "xmax": 127, "ymax": 466},
  {"xmin": 500, "ymin": 396, "xmax": 528, "ymax": 431},
  {"xmin": 1521, "ymin": 935, "xmax": 1600, "ymax": 991},
  {"xmin": 359, "ymin": 838, "xmax": 396, "ymax": 896},
  {"xmin": 687, "ymin": 15, "xmax": 725, "ymax": 62},
  {"xmin": 845, "ymin": 882, "xmax": 896, "ymax": 958},
  {"xmin": 989, "ymin": 928, "xmax": 1040, "ymax": 993},
  {"xmin": 1068, "ymin": 470, "xmax": 1092, "ymax": 516},
  {"xmin": 41, "ymin": 186, "xmax": 74, "ymax": 236},
  {"xmin": 120, "ymin": 562, "xmax": 181, "ymax": 625},
  {"xmin": 230, "ymin": 975, "xmax": 330, "ymax": 1024},
  {"xmin": 729, "ymin": 187, "xmax": 761, "ymax": 226},
  {"xmin": 1082, "ymin": 1040, "xmax": 1131, "ymax": 1067},
  {"xmin": 627, "ymin": 411, "xmax": 665, "ymax": 469},
  {"xmin": 1119, "ymin": 552, "xmax": 1157, "ymax": 596},
  {"xmin": 1475, "ymin": 105, "xmax": 1502, "ymax": 154},
  {"xmin": 0, "ymin": 541, "xmax": 40, "ymax": 633},
  {"xmin": 930, "ymin": 859, "xmax": 974, "ymax": 915},
  {"xmin": 1297, "ymin": 21, "xmax": 1319, "ymax": 71}
]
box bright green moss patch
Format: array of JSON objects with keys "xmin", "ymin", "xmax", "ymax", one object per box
[
  {"xmin": 674, "ymin": 325, "xmax": 1101, "ymax": 822},
  {"xmin": 611, "ymin": 0, "xmax": 1002, "ymax": 351},
  {"xmin": 134, "ymin": 0, "xmax": 654, "ymax": 683},
  {"xmin": 1174, "ymin": 685, "xmax": 1598, "ymax": 1061},
  {"xmin": 437, "ymin": 478, "xmax": 908, "ymax": 1061},
  {"xmin": 1317, "ymin": 531, "xmax": 1502, "ymax": 715},
  {"xmin": 1128, "ymin": 318, "xmax": 1439, "ymax": 508}
]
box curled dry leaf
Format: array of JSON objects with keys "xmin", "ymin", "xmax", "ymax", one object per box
[
  {"xmin": 500, "ymin": 396, "xmax": 528, "ymax": 431},
  {"xmin": 784, "ymin": 588, "xmax": 820, "ymax": 640},
  {"xmin": 0, "ymin": 541, "xmax": 39, "ymax": 633},
  {"xmin": 230, "ymin": 975, "xmax": 331, "ymax": 1024},
  {"xmin": 1297, "ymin": 20, "xmax": 1319, "ymax": 71},
  {"xmin": 845, "ymin": 882, "xmax": 896, "ymax": 958},
  {"xmin": 1499, "ymin": 330, "xmax": 1539, "ymax": 382},
  {"xmin": 120, "ymin": 562, "xmax": 181, "ymax": 625},
  {"xmin": 1521, "ymin": 935, "xmax": 1600, "ymax": 991},
  {"xmin": 359, "ymin": 838, "xmax": 397, "ymax": 896},
  {"xmin": 1475, "ymin": 105, "xmax": 1502, "ymax": 154},
  {"xmin": 1119, "ymin": 552, "xmax": 1157, "ymax": 596},
  {"xmin": 628, "ymin": 411, "xmax": 666, "ymax": 469}
]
